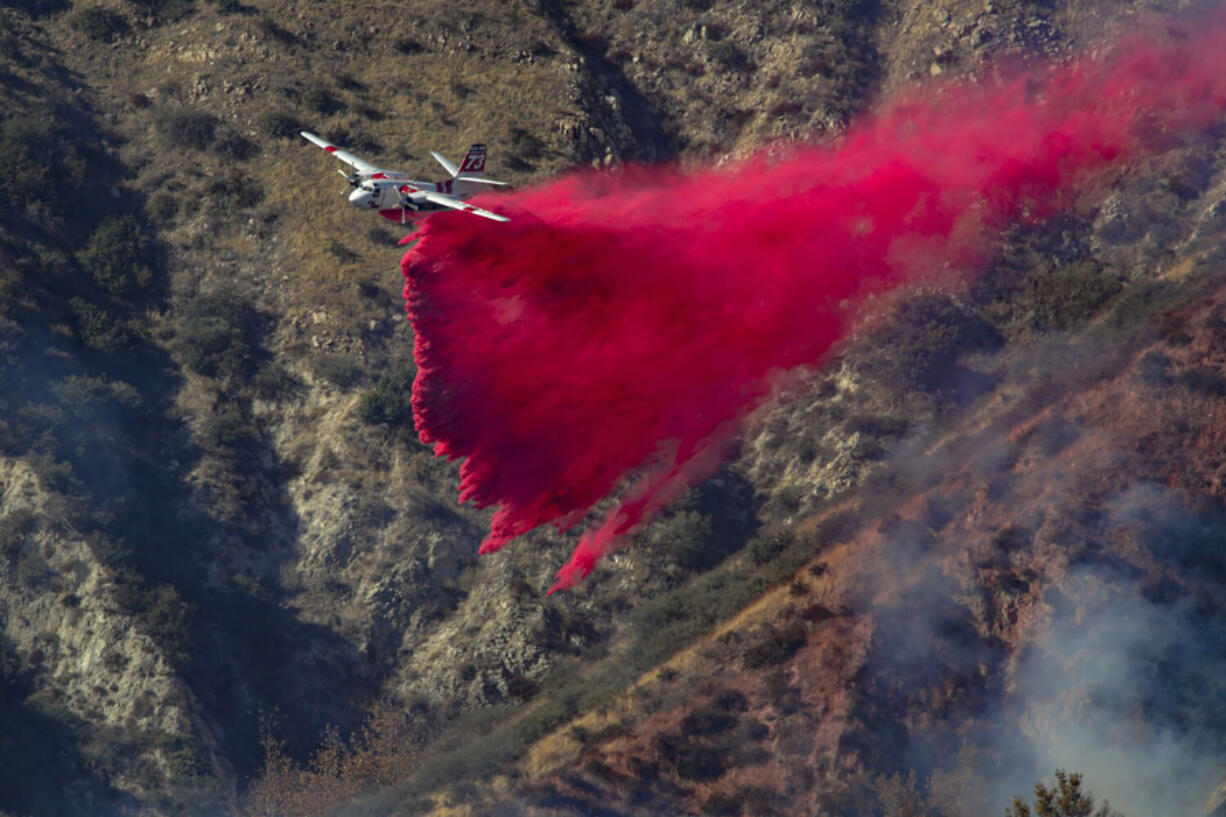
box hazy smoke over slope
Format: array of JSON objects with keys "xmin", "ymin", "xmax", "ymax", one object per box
[{"xmin": 403, "ymin": 15, "xmax": 1226, "ymax": 591}]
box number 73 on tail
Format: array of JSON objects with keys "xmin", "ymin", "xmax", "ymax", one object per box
[{"xmin": 301, "ymin": 130, "xmax": 510, "ymax": 223}]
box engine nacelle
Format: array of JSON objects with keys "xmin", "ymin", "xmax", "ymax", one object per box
[{"xmin": 400, "ymin": 185, "xmax": 429, "ymax": 210}]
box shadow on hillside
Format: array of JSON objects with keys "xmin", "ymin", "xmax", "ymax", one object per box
[
  {"xmin": 533, "ymin": 0, "xmax": 677, "ymax": 161},
  {"xmin": 0, "ymin": 35, "xmax": 369, "ymax": 799},
  {"xmin": 0, "ymin": 638, "xmax": 132, "ymax": 817}
]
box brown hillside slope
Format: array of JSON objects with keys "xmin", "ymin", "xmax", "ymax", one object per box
[
  {"xmin": 362, "ymin": 214, "xmax": 1226, "ymax": 815},
  {"xmin": 1, "ymin": 0, "xmax": 1225, "ymax": 815}
]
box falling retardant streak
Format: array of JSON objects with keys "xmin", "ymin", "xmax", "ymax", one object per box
[{"xmin": 402, "ymin": 13, "xmax": 1226, "ymax": 592}]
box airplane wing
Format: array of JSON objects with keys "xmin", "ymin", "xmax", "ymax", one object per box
[
  {"xmin": 453, "ymin": 177, "xmax": 509, "ymax": 186},
  {"xmin": 301, "ymin": 131, "xmax": 383, "ymax": 175},
  {"xmin": 430, "ymin": 150, "xmax": 460, "ymax": 178},
  {"xmin": 420, "ymin": 190, "xmax": 510, "ymax": 222}
]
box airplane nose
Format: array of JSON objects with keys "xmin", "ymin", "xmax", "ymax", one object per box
[{"xmin": 348, "ymin": 189, "xmax": 368, "ymax": 206}]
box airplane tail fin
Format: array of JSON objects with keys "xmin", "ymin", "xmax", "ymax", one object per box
[
  {"xmin": 456, "ymin": 143, "xmax": 488, "ymax": 178},
  {"xmin": 434, "ymin": 143, "xmax": 509, "ymax": 194}
]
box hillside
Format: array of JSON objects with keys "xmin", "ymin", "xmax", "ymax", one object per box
[{"xmin": 1, "ymin": 0, "xmax": 1225, "ymax": 815}]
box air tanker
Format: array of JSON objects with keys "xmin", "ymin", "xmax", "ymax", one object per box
[{"xmin": 301, "ymin": 131, "xmax": 510, "ymax": 223}]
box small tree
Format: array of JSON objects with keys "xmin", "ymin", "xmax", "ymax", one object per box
[
  {"xmin": 171, "ymin": 292, "xmax": 260, "ymax": 379},
  {"xmin": 357, "ymin": 361, "xmax": 416, "ymax": 426},
  {"xmin": 78, "ymin": 215, "xmax": 152, "ymax": 296},
  {"xmin": 69, "ymin": 6, "xmax": 128, "ymax": 40},
  {"xmin": 1007, "ymin": 771, "xmax": 1123, "ymax": 817},
  {"xmin": 246, "ymin": 701, "xmax": 423, "ymax": 817}
]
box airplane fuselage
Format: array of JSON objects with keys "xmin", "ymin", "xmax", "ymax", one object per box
[{"xmin": 349, "ymin": 176, "xmax": 484, "ymax": 223}]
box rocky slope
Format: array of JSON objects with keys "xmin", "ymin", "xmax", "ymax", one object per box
[{"xmin": 1, "ymin": 0, "xmax": 1225, "ymax": 815}]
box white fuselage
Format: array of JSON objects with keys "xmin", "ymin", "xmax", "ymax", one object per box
[{"xmin": 348, "ymin": 175, "xmax": 483, "ymax": 221}]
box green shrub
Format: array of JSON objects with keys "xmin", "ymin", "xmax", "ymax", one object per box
[
  {"xmin": 866, "ymin": 293, "xmax": 1002, "ymax": 390},
  {"xmin": 146, "ymin": 189, "xmax": 179, "ymax": 225},
  {"xmin": 115, "ymin": 578, "xmax": 192, "ymax": 666},
  {"xmin": 651, "ymin": 510, "xmax": 715, "ymax": 570},
  {"xmin": 50, "ymin": 375, "xmax": 142, "ymax": 415},
  {"xmin": 251, "ymin": 365, "xmax": 301, "ymax": 400},
  {"xmin": 748, "ymin": 530, "xmax": 791, "ymax": 565},
  {"xmin": 311, "ymin": 354, "xmax": 363, "ymax": 389},
  {"xmin": 198, "ymin": 403, "xmax": 260, "ymax": 452},
  {"xmin": 358, "ymin": 361, "xmax": 416, "ymax": 425},
  {"xmin": 71, "ymin": 298, "xmax": 134, "ymax": 352},
  {"xmin": 301, "ymin": 85, "xmax": 344, "ymax": 116},
  {"xmin": 1007, "ymin": 771, "xmax": 1123, "ymax": 817},
  {"xmin": 679, "ymin": 704, "xmax": 736, "ymax": 737},
  {"xmin": 170, "ymin": 292, "xmax": 260, "ymax": 379},
  {"xmin": 669, "ymin": 740, "xmax": 725, "ymax": 781},
  {"xmin": 125, "ymin": 0, "xmax": 196, "ymax": 23},
  {"xmin": 259, "ymin": 111, "xmax": 303, "ymax": 141},
  {"xmin": 78, "ymin": 215, "xmax": 153, "ymax": 296},
  {"xmin": 0, "ymin": 507, "xmax": 37, "ymax": 557},
  {"xmin": 744, "ymin": 622, "xmax": 807, "ymax": 668},
  {"xmin": 212, "ymin": 129, "xmax": 258, "ymax": 161},
  {"xmin": 1179, "ymin": 366, "xmax": 1226, "ymax": 397},
  {"xmin": 1107, "ymin": 279, "xmax": 1175, "ymax": 329},
  {"xmin": 70, "ymin": 6, "xmax": 129, "ymax": 40},
  {"xmin": 325, "ymin": 126, "xmax": 381, "ymax": 154},
  {"xmin": 206, "ymin": 173, "xmax": 264, "ymax": 208},
  {"xmin": 709, "ymin": 41, "xmax": 750, "ymax": 70},
  {"xmin": 1023, "ymin": 262, "xmax": 1122, "ymax": 330},
  {"xmin": 155, "ymin": 109, "xmax": 217, "ymax": 151},
  {"xmin": 0, "ymin": 110, "xmax": 89, "ymax": 217}
]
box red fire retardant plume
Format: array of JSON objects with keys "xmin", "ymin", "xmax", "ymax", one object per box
[{"xmin": 403, "ymin": 15, "xmax": 1226, "ymax": 593}]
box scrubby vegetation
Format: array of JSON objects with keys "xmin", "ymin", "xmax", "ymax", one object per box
[
  {"xmin": 68, "ymin": 6, "xmax": 128, "ymax": 40},
  {"xmin": 1007, "ymin": 771, "xmax": 1123, "ymax": 817},
  {"xmin": 1021, "ymin": 261, "xmax": 1122, "ymax": 330},
  {"xmin": 247, "ymin": 703, "xmax": 423, "ymax": 817},
  {"xmin": 155, "ymin": 108, "xmax": 219, "ymax": 151},
  {"xmin": 78, "ymin": 215, "xmax": 154, "ymax": 297},
  {"xmin": 170, "ymin": 292, "xmax": 263, "ymax": 380},
  {"xmin": 357, "ymin": 361, "xmax": 416, "ymax": 425},
  {"xmin": 863, "ymin": 293, "xmax": 1002, "ymax": 391}
]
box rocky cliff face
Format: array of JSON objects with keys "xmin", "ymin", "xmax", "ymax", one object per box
[{"xmin": 2, "ymin": 0, "xmax": 1226, "ymax": 815}]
